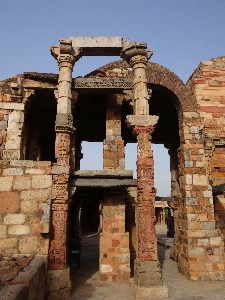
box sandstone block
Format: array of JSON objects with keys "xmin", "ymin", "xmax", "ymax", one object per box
[
  {"xmin": 210, "ymin": 236, "xmax": 222, "ymax": 246},
  {"xmin": 10, "ymin": 160, "xmax": 36, "ymax": 167},
  {"xmin": 203, "ymin": 190, "xmax": 213, "ymax": 197},
  {"xmin": 0, "ymin": 225, "xmax": 7, "ymax": 238},
  {"xmin": 19, "ymin": 236, "xmax": 37, "ymax": 254},
  {"xmin": 200, "ymin": 221, "xmax": 215, "ymax": 230},
  {"xmin": 40, "ymin": 237, "xmax": 50, "ymax": 255},
  {"xmin": 4, "ymin": 214, "xmax": 25, "ymax": 224},
  {"xmin": 2, "ymin": 167, "xmax": 23, "ymax": 176},
  {"xmin": 188, "ymin": 247, "xmax": 205, "ymax": 256},
  {"xmin": 21, "ymin": 189, "xmax": 51, "ymax": 200},
  {"xmin": 193, "ymin": 174, "xmax": 208, "ymax": 185},
  {"xmin": 0, "ymin": 237, "xmax": 18, "ymax": 249},
  {"xmin": 21, "ymin": 200, "xmax": 39, "ymax": 213},
  {"xmin": 32, "ymin": 175, "xmax": 52, "ymax": 189},
  {"xmin": 25, "ymin": 168, "xmax": 45, "ymax": 174},
  {"xmin": 0, "ymin": 176, "xmax": 13, "ymax": 191},
  {"xmin": 197, "ymin": 238, "xmax": 209, "ymax": 246},
  {"xmin": 47, "ymin": 268, "xmax": 71, "ymax": 292},
  {"xmin": 13, "ymin": 176, "xmax": 31, "ymax": 190},
  {"xmin": 8, "ymin": 225, "xmax": 30, "ymax": 235},
  {"xmin": 0, "ymin": 191, "xmax": 19, "ymax": 213}
]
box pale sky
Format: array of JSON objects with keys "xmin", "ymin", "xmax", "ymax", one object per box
[{"xmin": 0, "ymin": 0, "xmax": 224, "ymax": 196}]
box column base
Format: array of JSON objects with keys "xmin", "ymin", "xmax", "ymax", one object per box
[
  {"xmin": 130, "ymin": 278, "xmax": 168, "ymax": 299},
  {"xmin": 134, "ymin": 259, "xmax": 163, "ymax": 287},
  {"xmin": 47, "ymin": 267, "xmax": 71, "ymax": 300}
]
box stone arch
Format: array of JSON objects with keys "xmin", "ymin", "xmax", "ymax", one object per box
[{"xmin": 95, "ymin": 59, "xmax": 198, "ymax": 116}]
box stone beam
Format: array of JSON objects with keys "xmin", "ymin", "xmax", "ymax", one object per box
[
  {"xmin": 51, "ymin": 37, "xmax": 151, "ymax": 58},
  {"xmin": 70, "ymin": 178, "xmax": 137, "ymax": 188}
]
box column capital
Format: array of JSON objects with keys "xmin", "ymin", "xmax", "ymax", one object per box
[
  {"xmin": 51, "ymin": 38, "xmax": 82, "ymax": 65},
  {"xmin": 126, "ymin": 114, "xmax": 159, "ymax": 130},
  {"xmin": 120, "ymin": 41, "xmax": 153, "ymax": 64},
  {"xmin": 133, "ymin": 126, "xmax": 155, "ymax": 137},
  {"xmin": 57, "ymin": 54, "xmax": 76, "ymax": 68}
]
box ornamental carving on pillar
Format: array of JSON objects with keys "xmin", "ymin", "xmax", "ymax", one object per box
[
  {"xmin": 57, "ymin": 54, "xmax": 76, "ymax": 66},
  {"xmin": 48, "ymin": 204, "xmax": 68, "ymax": 270},
  {"xmin": 55, "ymin": 132, "xmax": 70, "ymax": 166}
]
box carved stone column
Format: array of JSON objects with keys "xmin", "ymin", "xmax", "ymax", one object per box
[
  {"xmin": 126, "ymin": 116, "xmax": 163, "ymax": 287},
  {"xmin": 121, "ymin": 42, "xmax": 152, "ymax": 115},
  {"xmin": 123, "ymin": 42, "xmax": 168, "ymax": 296}
]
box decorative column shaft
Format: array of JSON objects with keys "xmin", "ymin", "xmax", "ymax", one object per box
[
  {"xmin": 48, "ymin": 40, "xmax": 78, "ymax": 271},
  {"xmin": 123, "ymin": 41, "xmax": 165, "ymax": 289},
  {"xmin": 130, "ymin": 55, "xmax": 149, "ymax": 115},
  {"xmin": 133, "ymin": 126, "xmax": 157, "ymax": 261}
]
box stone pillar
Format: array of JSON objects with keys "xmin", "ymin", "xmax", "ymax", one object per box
[
  {"xmin": 103, "ymin": 94, "xmax": 124, "ymax": 170},
  {"xmin": 122, "ymin": 42, "xmax": 168, "ymax": 297},
  {"xmin": 121, "ymin": 42, "xmax": 152, "ymax": 115},
  {"xmin": 47, "ymin": 40, "xmax": 79, "ymax": 298}
]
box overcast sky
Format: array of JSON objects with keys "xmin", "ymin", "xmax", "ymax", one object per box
[{"xmin": 0, "ymin": 0, "xmax": 224, "ymax": 196}]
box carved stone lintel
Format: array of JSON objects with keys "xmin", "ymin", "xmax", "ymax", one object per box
[{"xmin": 72, "ymin": 78, "xmax": 133, "ymax": 89}]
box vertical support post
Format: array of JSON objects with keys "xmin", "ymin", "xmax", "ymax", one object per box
[
  {"xmin": 122, "ymin": 42, "xmax": 167, "ymax": 295},
  {"xmin": 47, "ymin": 39, "xmax": 80, "ymax": 298}
]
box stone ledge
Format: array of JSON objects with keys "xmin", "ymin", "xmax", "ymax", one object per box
[{"xmin": 130, "ymin": 278, "xmax": 168, "ymax": 299}]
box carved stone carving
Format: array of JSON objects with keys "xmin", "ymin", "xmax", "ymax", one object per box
[
  {"xmin": 72, "ymin": 78, "xmax": 133, "ymax": 89},
  {"xmin": 55, "ymin": 133, "xmax": 70, "ymax": 159},
  {"xmin": 2, "ymin": 150, "xmax": 20, "ymax": 160},
  {"xmin": 48, "ymin": 204, "xmax": 68, "ymax": 270}
]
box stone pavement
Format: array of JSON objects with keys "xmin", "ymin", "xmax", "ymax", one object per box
[{"xmin": 69, "ymin": 225, "xmax": 225, "ymax": 300}]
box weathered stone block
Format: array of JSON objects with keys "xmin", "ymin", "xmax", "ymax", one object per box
[
  {"xmin": 0, "ymin": 176, "xmax": 13, "ymax": 191},
  {"xmin": 19, "ymin": 236, "xmax": 38, "ymax": 254},
  {"xmin": 32, "ymin": 175, "xmax": 52, "ymax": 189},
  {"xmin": 193, "ymin": 174, "xmax": 208, "ymax": 185},
  {"xmin": 3, "ymin": 167, "xmax": 23, "ymax": 176},
  {"xmin": 200, "ymin": 221, "xmax": 215, "ymax": 230},
  {"xmin": 0, "ymin": 237, "xmax": 18, "ymax": 249},
  {"xmin": 13, "ymin": 176, "xmax": 31, "ymax": 190},
  {"xmin": 0, "ymin": 191, "xmax": 19, "ymax": 213},
  {"xmin": 47, "ymin": 268, "xmax": 71, "ymax": 292},
  {"xmin": 21, "ymin": 189, "xmax": 51, "ymax": 200},
  {"xmin": 21, "ymin": 200, "xmax": 39, "ymax": 213},
  {"xmin": 4, "ymin": 214, "xmax": 25, "ymax": 224},
  {"xmin": 8, "ymin": 225, "xmax": 30, "ymax": 235},
  {"xmin": 25, "ymin": 168, "xmax": 45, "ymax": 174},
  {"xmin": 0, "ymin": 225, "xmax": 7, "ymax": 238},
  {"xmin": 210, "ymin": 236, "xmax": 222, "ymax": 246},
  {"xmin": 10, "ymin": 160, "xmax": 36, "ymax": 167}
]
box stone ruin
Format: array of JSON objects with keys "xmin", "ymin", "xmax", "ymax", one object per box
[{"xmin": 0, "ymin": 36, "xmax": 224, "ymax": 299}]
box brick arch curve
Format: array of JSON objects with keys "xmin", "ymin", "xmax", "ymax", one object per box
[{"xmin": 93, "ymin": 59, "xmax": 197, "ymax": 113}]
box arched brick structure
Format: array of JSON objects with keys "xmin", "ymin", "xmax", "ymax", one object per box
[{"xmin": 94, "ymin": 60, "xmax": 198, "ymax": 114}]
